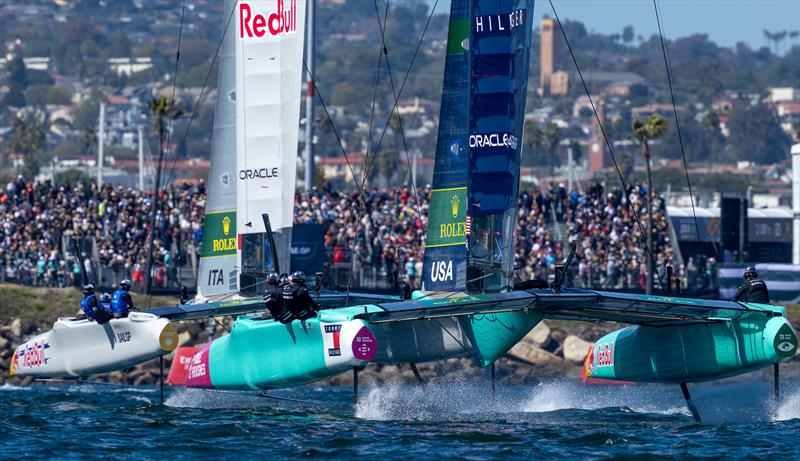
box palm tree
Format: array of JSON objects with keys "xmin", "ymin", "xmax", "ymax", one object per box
[
  {"xmin": 144, "ymin": 96, "xmax": 182, "ymax": 294},
  {"xmin": 633, "ymin": 114, "xmax": 667, "ymax": 295},
  {"xmin": 544, "ymin": 122, "xmax": 561, "ymax": 177},
  {"xmin": 9, "ymin": 114, "xmax": 46, "ymax": 178}
]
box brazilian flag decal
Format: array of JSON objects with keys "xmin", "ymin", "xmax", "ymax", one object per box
[{"xmin": 201, "ymin": 210, "xmax": 237, "ymax": 258}]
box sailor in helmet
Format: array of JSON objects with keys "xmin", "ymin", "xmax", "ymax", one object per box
[
  {"xmin": 732, "ymin": 266, "xmax": 771, "ymax": 304},
  {"xmin": 263, "ymin": 272, "xmax": 292, "ymax": 323},
  {"xmin": 281, "ymin": 271, "xmax": 319, "ymax": 321},
  {"xmin": 111, "ymin": 279, "xmax": 135, "ymax": 318},
  {"xmin": 80, "ymin": 284, "xmax": 112, "ymax": 324}
]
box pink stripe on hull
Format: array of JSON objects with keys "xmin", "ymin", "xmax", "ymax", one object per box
[{"xmin": 185, "ymin": 342, "xmax": 213, "ymax": 388}]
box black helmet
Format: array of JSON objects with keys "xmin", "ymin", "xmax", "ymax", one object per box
[
  {"xmin": 744, "ymin": 266, "xmax": 758, "ymax": 280},
  {"xmin": 267, "ymin": 272, "xmax": 280, "ymax": 285},
  {"xmin": 83, "ymin": 283, "xmax": 95, "ymax": 295},
  {"xmin": 290, "ymin": 271, "xmax": 306, "ymax": 283},
  {"xmin": 100, "ymin": 293, "xmax": 111, "ymax": 302},
  {"xmin": 120, "ymin": 279, "xmax": 132, "ymax": 291}
]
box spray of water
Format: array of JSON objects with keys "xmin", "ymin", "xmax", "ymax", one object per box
[
  {"xmin": 523, "ymin": 380, "xmax": 689, "ymax": 416},
  {"xmin": 165, "ymin": 387, "xmax": 277, "ymax": 409},
  {"xmin": 776, "ymin": 389, "xmax": 800, "ymax": 421},
  {"xmin": 355, "ymin": 377, "xmax": 799, "ymax": 423}
]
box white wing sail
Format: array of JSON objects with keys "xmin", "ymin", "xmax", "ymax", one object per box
[{"xmin": 235, "ymin": 0, "xmax": 306, "ymax": 276}]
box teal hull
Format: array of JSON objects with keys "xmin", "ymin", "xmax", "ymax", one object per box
[
  {"xmin": 585, "ymin": 307, "xmax": 798, "ymax": 383},
  {"xmin": 185, "ymin": 303, "xmax": 545, "ymax": 390},
  {"xmin": 186, "ymin": 306, "xmax": 381, "ymax": 389}
]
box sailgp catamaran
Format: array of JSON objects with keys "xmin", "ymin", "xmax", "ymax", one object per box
[{"xmin": 10, "ymin": 0, "xmax": 797, "ymax": 422}]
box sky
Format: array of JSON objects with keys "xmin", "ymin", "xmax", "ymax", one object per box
[{"xmin": 429, "ymin": 0, "xmax": 800, "ymax": 53}]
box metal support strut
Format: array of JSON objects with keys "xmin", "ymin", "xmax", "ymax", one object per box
[
  {"xmin": 353, "ymin": 366, "xmax": 359, "ymax": 408},
  {"xmin": 409, "ymin": 363, "xmax": 426, "ymax": 385},
  {"xmin": 774, "ymin": 363, "xmax": 780, "ymax": 408},
  {"xmin": 159, "ymin": 356, "xmax": 165, "ymax": 405},
  {"xmin": 490, "ymin": 361, "xmax": 496, "ymax": 409},
  {"xmin": 680, "ymin": 382, "xmax": 700, "ymax": 422}
]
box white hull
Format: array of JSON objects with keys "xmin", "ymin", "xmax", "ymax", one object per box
[{"xmin": 10, "ymin": 312, "xmax": 178, "ymax": 378}]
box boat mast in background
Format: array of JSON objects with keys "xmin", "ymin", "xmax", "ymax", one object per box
[
  {"xmin": 97, "ymin": 102, "xmax": 105, "ymax": 188},
  {"xmin": 304, "ymin": 0, "xmax": 315, "ymax": 191}
]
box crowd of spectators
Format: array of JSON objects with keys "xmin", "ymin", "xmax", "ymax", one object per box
[
  {"xmin": 297, "ymin": 181, "xmax": 689, "ymax": 292},
  {"xmin": 0, "ymin": 175, "xmax": 205, "ymax": 288},
  {"xmin": 2, "ymin": 175, "xmax": 694, "ymax": 293}
]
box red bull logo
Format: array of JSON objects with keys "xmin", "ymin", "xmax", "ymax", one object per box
[{"xmin": 239, "ymin": 0, "xmax": 298, "ymax": 38}]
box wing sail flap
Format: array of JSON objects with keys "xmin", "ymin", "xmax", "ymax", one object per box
[
  {"xmin": 365, "ymin": 289, "xmax": 772, "ymax": 326},
  {"xmin": 147, "ymin": 292, "xmax": 400, "ymax": 321}
]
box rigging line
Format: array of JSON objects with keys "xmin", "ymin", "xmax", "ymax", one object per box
[
  {"xmin": 159, "ymin": 0, "xmax": 186, "ymax": 167},
  {"xmin": 149, "ymin": 3, "xmax": 235, "ymax": 304},
  {"xmin": 362, "ymin": 0, "xmax": 439, "ymax": 191},
  {"xmin": 147, "ymin": 0, "xmax": 186, "ymax": 310},
  {"xmin": 360, "ymin": 0, "xmax": 390, "ymax": 181},
  {"xmin": 302, "ymin": 64, "xmax": 370, "ymax": 291},
  {"xmin": 653, "ymin": 0, "xmax": 709, "ymax": 287},
  {"xmin": 326, "ymin": 0, "xmax": 437, "ymax": 298},
  {"xmin": 302, "ymin": 62, "xmax": 364, "ymax": 198},
  {"xmin": 370, "ymin": 0, "xmax": 424, "ymax": 220},
  {"xmin": 548, "ymin": 0, "xmax": 665, "ymax": 292},
  {"xmin": 161, "ymin": 0, "xmax": 187, "ymax": 191},
  {"xmin": 344, "ymin": 0, "xmax": 392, "ymax": 305},
  {"xmin": 164, "ymin": 0, "xmax": 238, "ymax": 188}
]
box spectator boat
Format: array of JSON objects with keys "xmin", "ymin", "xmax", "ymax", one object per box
[{"xmin": 11, "ymin": 1, "xmax": 797, "ymax": 421}]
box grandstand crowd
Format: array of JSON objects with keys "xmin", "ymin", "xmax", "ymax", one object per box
[
  {"xmin": 0, "ymin": 175, "xmax": 204, "ymax": 288},
  {"xmin": 2, "ymin": 176, "xmax": 708, "ymax": 292}
]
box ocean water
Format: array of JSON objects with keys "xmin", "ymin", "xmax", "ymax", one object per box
[{"xmin": 1, "ymin": 377, "xmax": 799, "ymax": 460}]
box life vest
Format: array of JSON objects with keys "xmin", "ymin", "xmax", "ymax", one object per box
[{"xmin": 111, "ymin": 289, "xmax": 131, "ymax": 316}]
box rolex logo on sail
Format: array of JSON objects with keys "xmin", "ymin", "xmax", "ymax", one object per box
[
  {"xmin": 201, "ymin": 211, "xmax": 237, "ymax": 257},
  {"xmin": 426, "ymin": 188, "xmax": 468, "ymax": 248},
  {"xmin": 222, "ymin": 216, "xmax": 231, "ymax": 235}
]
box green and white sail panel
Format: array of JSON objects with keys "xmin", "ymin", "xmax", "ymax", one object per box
[
  {"xmin": 197, "ymin": 0, "xmax": 239, "ymax": 299},
  {"xmin": 422, "ymin": 0, "xmax": 471, "ymax": 292},
  {"xmin": 235, "ymin": 0, "xmax": 306, "ymax": 286},
  {"xmin": 423, "ymin": 0, "xmax": 534, "ymax": 293}
]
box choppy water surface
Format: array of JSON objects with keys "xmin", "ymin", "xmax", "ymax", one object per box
[{"xmin": 1, "ymin": 378, "xmax": 799, "ymax": 459}]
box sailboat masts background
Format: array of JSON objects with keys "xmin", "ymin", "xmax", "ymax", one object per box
[
  {"xmin": 96, "ymin": 102, "xmax": 105, "ymax": 189},
  {"xmin": 304, "ymin": 0, "xmax": 315, "ymax": 191}
]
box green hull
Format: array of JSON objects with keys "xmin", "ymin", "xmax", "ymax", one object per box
[
  {"xmin": 186, "ymin": 307, "xmax": 382, "ymax": 389},
  {"xmin": 585, "ymin": 307, "xmax": 798, "ymax": 383},
  {"xmin": 186, "ymin": 304, "xmax": 545, "ymax": 389}
]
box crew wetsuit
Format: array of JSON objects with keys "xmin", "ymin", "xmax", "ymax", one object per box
[
  {"xmin": 111, "ymin": 289, "xmax": 133, "ymax": 318},
  {"xmin": 80, "ymin": 294, "xmax": 113, "ymax": 324},
  {"xmin": 263, "ymin": 284, "xmax": 293, "ymax": 323},
  {"xmin": 732, "ymin": 278, "xmax": 771, "ymax": 304},
  {"xmin": 282, "ymin": 283, "xmax": 319, "ymax": 321}
]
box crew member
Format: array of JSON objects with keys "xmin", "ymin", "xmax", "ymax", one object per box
[
  {"xmin": 263, "ymin": 272, "xmax": 292, "ymax": 323},
  {"xmin": 111, "ymin": 279, "xmax": 134, "ymax": 318},
  {"xmin": 732, "ymin": 266, "xmax": 771, "ymax": 304},
  {"xmin": 80, "ymin": 284, "xmax": 112, "ymax": 324},
  {"xmin": 282, "ymin": 271, "xmax": 319, "ymax": 321}
]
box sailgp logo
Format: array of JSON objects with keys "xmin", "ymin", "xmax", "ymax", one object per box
[{"xmin": 239, "ymin": 0, "xmax": 298, "ymax": 39}]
